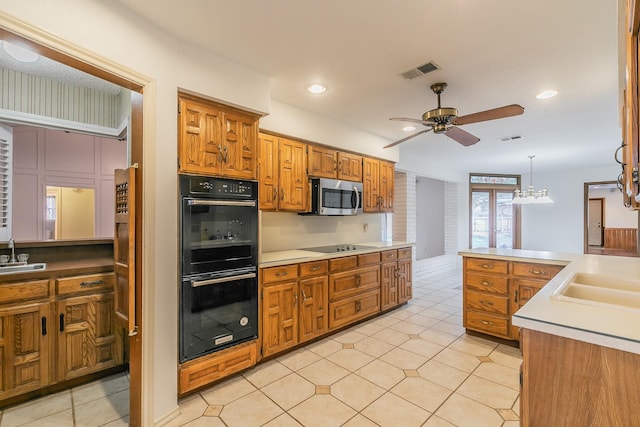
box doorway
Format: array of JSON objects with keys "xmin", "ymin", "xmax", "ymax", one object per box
[{"xmin": 587, "ymin": 198, "xmax": 604, "ymax": 247}]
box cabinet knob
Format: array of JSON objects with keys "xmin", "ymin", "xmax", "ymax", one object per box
[
  {"xmin": 481, "ymin": 264, "xmax": 493, "ymax": 269},
  {"xmin": 480, "ymin": 280, "xmax": 492, "ymax": 286},
  {"xmin": 293, "ymin": 292, "xmax": 298, "ymax": 307}
]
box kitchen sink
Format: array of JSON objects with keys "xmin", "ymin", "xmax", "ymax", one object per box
[
  {"xmin": 551, "ymin": 272, "xmax": 640, "ymax": 311},
  {"xmin": 0, "ymin": 263, "xmax": 47, "ymax": 274}
]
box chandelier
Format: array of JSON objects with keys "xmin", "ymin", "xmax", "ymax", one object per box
[{"xmin": 511, "ymin": 155, "xmax": 553, "ymax": 204}]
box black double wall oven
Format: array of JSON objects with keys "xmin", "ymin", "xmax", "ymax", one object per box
[{"xmin": 179, "ymin": 174, "xmax": 258, "ymax": 363}]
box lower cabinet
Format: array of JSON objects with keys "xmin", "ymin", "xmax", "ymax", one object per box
[
  {"xmin": 380, "ymin": 247, "xmax": 413, "ymax": 309},
  {"xmin": 262, "ymin": 279, "xmax": 299, "ymax": 357},
  {"xmin": 298, "ymin": 261, "xmax": 329, "ymax": 343}
]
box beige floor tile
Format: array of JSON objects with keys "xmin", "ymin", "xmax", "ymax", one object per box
[
  {"xmin": 350, "ymin": 320, "xmax": 385, "ymax": 336},
  {"xmin": 72, "ymin": 373, "xmax": 130, "ymax": 406},
  {"xmin": 431, "ymin": 321, "xmax": 465, "ymax": 336},
  {"xmin": 277, "ymin": 348, "xmax": 322, "ymax": 371},
  {"xmin": 101, "ymin": 416, "xmax": 130, "ymax": 427},
  {"xmin": 261, "ymin": 373, "xmax": 315, "ymax": 410},
  {"xmin": 428, "ymin": 304, "xmax": 459, "ymax": 315},
  {"xmin": 182, "ymin": 416, "xmax": 226, "ymax": 427},
  {"xmin": 379, "ymin": 347, "xmax": 428, "ymax": 370},
  {"xmin": 488, "ymin": 344, "xmax": 523, "ymax": 370},
  {"xmin": 400, "ymin": 337, "xmax": 445, "ymax": 359},
  {"xmin": 19, "ymin": 409, "xmax": 73, "ymax": 427},
  {"xmin": 502, "ymin": 421, "xmax": 520, "ymax": 427},
  {"xmin": 432, "ymin": 348, "xmax": 481, "ymax": 373},
  {"xmin": 418, "ymin": 308, "xmax": 451, "ymax": 320},
  {"xmin": 388, "ymin": 319, "xmax": 428, "ymax": 335},
  {"xmin": 421, "ymin": 415, "xmax": 456, "ymax": 426},
  {"xmin": 399, "ymin": 302, "xmax": 429, "ymax": 313},
  {"xmin": 362, "ymin": 392, "xmax": 430, "ymax": 427},
  {"xmin": 353, "ymin": 336, "xmax": 395, "ymax": 358},
  {"xmin": 419, "ymin": 329, "xmax": 460, "ymax": 347},
  {"xmin": 512, "ymin": 396, "xmax": 521, "ymax": 415},
  {"xmin": 457, "ymin": 375, "xmax": 519, "ymax": 409},
  {"xmin": 435, "ymin": 393, "xmax": 503, "ymax": 427},
  {"xmin": 297, "ymin": 359, "xmax": 350, "ymax": 385},
  {"xmin": 341, "ymin": 414, "xmax": 379, "ymax": 427},
  {"xmin": 0, "ymin": 391, "xmax": 71, "ymax": 427},
  {"xmin": 327, "ymin": 348, "xmax": 374, "ymax": 371},
  {"xmin": 200, "ymin": 374, "xmax": 257, "ymax": 405},
  {"xmin": 417, "ymin": 359, "xmax": 469, "ymax": 390},
  {"xmin": 442, "ymin": 314, "xmax": 463, "ymax": 325},
  {"xmin": 371, "ymin": 327, "xmax": 410, "ymax": 346},
  {"xmin": 242, "ymin": 359, "xmax": 292, "ymax": 388},
  {"xmin": 288, "ymin": 395, "xmax": 356, "ymax": 427},
  {"xmin": 74, "ymin": 389, "xmax": 129, "ymax": 427},
  {"xmin": 391, "ymin": 377, "xmax": 452, "ymax": 412},
  {"xmin": 448, "ymin": 335, "xmax": 498, "ymax": 357},
  {"xmin": 305, "ymin": 338, "xmax": 343, "ymax": 357},
  {"xmin": 262, "ymin": 412, "xmax": 303, "ymax": 426},
  {"xmin": 387, "ymin": 308, "xmax": 416, "ymax": 320},
  {"xmin": 473, "ymin": 361, "xmax": 520, "ymax": 391},
  {"xmin": 404, "ymin": 314, "xmax": 441, "ymax": 328},
  {"xmin": 369, "ymin": 314, "xmax": 401, "ymax": 327},
  {"xmin": 497, "ymin": 408, "xmax": 519, "ymax": 421},
  {"xmin": 331, "ymin": 374, "xmax": 385, "ymax": 411},
  {"xmin": 355, "ymin": 359, "xmax": 406, "ymax": 389},
  {"xmin": 165, "ymin": 394, "xmax": 208, "ymax": 427},
  {"xmin": 332, "ymin": 329, "xmax": 368, "ymax": 344},
  {"xmin": 219, "ymin": 390, "xmax": 283, "ymax": 426}
]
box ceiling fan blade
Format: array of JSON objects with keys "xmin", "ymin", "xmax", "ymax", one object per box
[
  {"xmin": 384, "ymin": 129, "xmax": 432, "ymax": 148},
  {"xmin": 453, "ymin": 104, "xmax": 524, "ymax": 126},
  {"xmin": 389, "ymin": 117, "xmax": 434, "ymax": 126},
  {"xmin": 444, "ymin": 126, "xmax": 480, "ymax": 146}
]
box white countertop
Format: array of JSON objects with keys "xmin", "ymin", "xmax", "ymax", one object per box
[
  {"xmin": 459, "ymin": 248, "xmax": 640, "ymax": 354},
  {"xmin": 260, "ymin": 241, "xmax": 413, "ymax": 268}
]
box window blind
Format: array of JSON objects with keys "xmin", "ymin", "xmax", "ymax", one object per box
[{"xmin": 0, "ymin": 137, "xmax": 10, "ymax": 239}]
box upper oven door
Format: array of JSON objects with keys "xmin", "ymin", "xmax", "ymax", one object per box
[
  {"xmin": 319, "ymin": 179, "xmax": 363, "ymax": 215},
  {"xmin": 181, "ymin": 197, "xmax": 258, "ymax": 275}
]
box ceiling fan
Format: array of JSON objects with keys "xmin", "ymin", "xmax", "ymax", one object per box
[{"xmin": 385, "ymin": 82, "xmax": 524, "ymax": 148}]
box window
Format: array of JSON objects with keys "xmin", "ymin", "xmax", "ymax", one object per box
[
  {"xmin": 469, "ymin": 174, "xmax": 521, "ymax": 249},
  {"xmin": 0, "ymin": 133, "xmax": 11, "ymax": 241}
]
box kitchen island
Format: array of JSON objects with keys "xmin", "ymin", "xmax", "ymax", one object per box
[{"xmin": 459, "ymin": 248, "xmax": 640, "ymax": 426}]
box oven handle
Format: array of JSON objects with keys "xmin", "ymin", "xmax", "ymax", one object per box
[
  {"xmin": 187, "ymin": 199, "xmax": 256, "ymax": 207},
  {"xmin": 190, "ymin": 272, "xmax": 257, "ymax": 287}
]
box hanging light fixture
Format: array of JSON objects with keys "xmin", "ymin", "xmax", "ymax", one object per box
[{"xmin": 512, "ymin": 155, "xmax": 553, "ymax": 204}]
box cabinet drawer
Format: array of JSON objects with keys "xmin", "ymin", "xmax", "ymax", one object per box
[
  {"xmin": 465, "ymin": 290, "xmax": 508, "ymax": 316},
  {"xmin": 329, "ymin": 266, "xmax": 380, "ymax": 301},
  {"xmin": 381, "ymin": 250, "xmax": 397, "ymax": 262},
  {"xmin": 329, "ymin": 256, "xmax": 357, "ymax": 273},
  {"xmin": 299, "ymin": 260, "xmax": 328, "ymax": 278},
  {"xmin": 329, "ymin": 289, "xmax": 380, "ymax": 329},
  {"xmin": 358, "ymin": 252, "xmax": 380, "ymax": 266},
  {"xmin": 512, "ymin": 262, "xmax": 563, "ymax": 280},
  {"xmin": 262, "ymin": 265, "xmax": 298, "ymax": 284},
  {"xmin": 465, "ymin": 310, "xmax": 509, "ymax": 338},
  {"xmin": 0, "ymin": 279, "xmax": 51, "ymax": 304},
  {"xmin": 465, "ymin": 272, "xmax": 509, "ymax": 295},
  {"xmin": 56, "ymin": 273, "xmax": 114, "ymax": 296},
  {"xmin": 397, "ymin": 247, "xmax": 412, "ymax": 260},
  {"xmin": 466, "ymin": 258, "xmax": 509, "ymax": 275}
]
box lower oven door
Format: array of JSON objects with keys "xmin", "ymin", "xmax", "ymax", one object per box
[{"xmin": 180, "ymin": 268, "xmax": 258, "ymax": 363}]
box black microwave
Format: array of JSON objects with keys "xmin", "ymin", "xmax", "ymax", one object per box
[{"xmin": 301, "ymin": 178, "xmax": 363, "ymax": 216}]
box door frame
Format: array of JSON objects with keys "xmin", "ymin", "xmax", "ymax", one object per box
[
  {"xmin": 587, "ymin": 197, "xmax": 605, "ymax": 247},
  {"xmin": 0, "ymin": 21, "xmax": 149, "ymax": 426},
  {"xmin": 583, "ymin": 181, "xmax": 615, "ymax": 254}
]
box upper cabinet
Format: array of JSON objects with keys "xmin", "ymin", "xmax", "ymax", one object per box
[
  {"xmin": 363, "ymin": 157, "xmax": 394, "ymax": 213},
  {"xmin": 337, "ymin": 152, "xmax": 363, "ymax": 182},
  {"xmin": 622, "ymin": 0, "xmax": 640, "ymax": 209},
  {"xmin": 307, "ymin": 145, "xmax": 362, "ymax": 182},
  {"xmin": 258, "ymin": 132, "xmax": 308, "ymax": 212},
  {"xmin": 178, "ymin": 94, "xmax": 259, "ymax": 180}
]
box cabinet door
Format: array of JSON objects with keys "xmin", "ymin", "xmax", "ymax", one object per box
[
  {"xmin": 179, "ymin": 97, "xmax": 224, "ymax": 175},
  {"xmin": 262, "ymin": 282, "xmax": 298, "ymax": 357},
  {"xmin": 380, "ymin": 260, "xmax": 398, "ymax": 311},
  {"xmin": 57, "ymin": 293, "xmax": 122, "ymax": 381},
  {"xmin": 258, "ymin": 133, "xmax": 279, "ymax": 210},
  {"xmin": 299, "ymin": 276, "xmax": 329, "ymax": 343},
  {"xmin": 397, "ymin": 258, "xmax": 412, "ymax": 304},
  {"xmin": 0, "ymin": 302, "xmax": 50, "ymax": 400},
  {"xmin": 379, "ymin": 160, "xmax": 394, "ymax": 212},
  {"xmin": 362, "ymin": 158, "xmax": 380, "ymax": 212},
  {"xmin": 337, "ymin": 152, "xmax": 363, "ymax": 181},
  {"xmin": 308, "ymin": 145, "xmax": 337, "ymax": 178},
  {"xmin": 278, "ymin": 138, "xmax": 307, "ymax": 212},
  {"xmin": 222, "ymin": 112, "xmax": 257, "ymax": 180}
]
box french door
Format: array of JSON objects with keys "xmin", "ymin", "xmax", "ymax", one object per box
[{"xmin": 470, "ymin": 189, "xmax": 520, "ymax": 249}]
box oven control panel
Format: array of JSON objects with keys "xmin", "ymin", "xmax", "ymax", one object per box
[{"xmin": 181, "ymin": 175, "xmax": 256, "ymax": 198}]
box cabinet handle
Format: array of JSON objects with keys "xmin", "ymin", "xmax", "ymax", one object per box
[
  {"xmin": 272, "ymin": 188, "xmax": 277, "ymax": 202},
  {"xmin": 480, "ymin": 264, "xmax": 493, "ymax": 269},
  {"xmin": 80, "ymin": 280, "xmax": 104, "ymax": 288},
  {"xmin": 355, "ymin": 274, "xmax": 361, "ymax": 287},
  {"xmin": 480, "ymin": 320, "xmax": 494, "ymax": 326},
  {"xmin": 529, "ymin": 270, "xmax": 545, "ymax": 275},
  {"xmin": 301, "ymin": 289, "xmax": 308, "ymax": 302},
  {"xmin": 275, "ymin": 271, "xmax": 288, "ymax": 277},
  {"xmin": 356, "ymin": 300, "xmax": 362, "ymax": 312},
  {"xmin": 41, "ymin": 316, "xmax": 47, "ymax": 336},
  {"xmin": 293, "ymin": 292, "xmax": 298, "ymax": 307},
  {"xmin": 59, "ymin": 313, "xmax": 65, "ymax": 332},
  {"xmin": 480, "ymin": 300, "xmax": 494, "ymax": 306},
  {"xmin": 480, "ymin": 280, "xmax": 493, "ymax": 287},
  {"xmin": 310, "ymin": 266, "xmax": 321, "ymax": 271},
  {"xmin": 281, "ymin": 188, "xmax": 285, "ymax": 201},
  {"xmin": 514, "ymin": 289, "xmax": 519, "ymax": 304},
  {"xmin": 223, "ymin": 146, "xmax": 229, "ymax": 163},
  {"xmin": 217, "ymin": 144, "xmax": 223, "ymax": 162}
]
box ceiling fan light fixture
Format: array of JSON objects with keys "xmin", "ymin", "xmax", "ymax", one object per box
[
  {"xmin": 536, "ymin": 89, "xmax": 558, "ymax": 99},
  {"xmin": 307, "ymin": 84, "xmax": 327, "ymax": 94},
  {"xmin": 2, "ymin": 41, "xmax": 39, "ymax": 63}
]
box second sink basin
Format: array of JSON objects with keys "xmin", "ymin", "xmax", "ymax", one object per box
[
  {"xmin": 0, "ymin": 263, "xmax": 47, "ymax": 275},
  {"xmin": 551, "ymin": 272, "xmax": 640, "ymax": 311}
]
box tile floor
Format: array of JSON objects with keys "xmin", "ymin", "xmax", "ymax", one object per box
[{"xmin": 0, "ymin": 267, "xmax": 523, "ymax": 426}]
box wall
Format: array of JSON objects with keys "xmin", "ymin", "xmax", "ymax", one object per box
[
  {"xmin": 415, "ymin": 176, "xmax": 445, "ymax": 260},
  {"xmin": 590, "ymin": 187, "xmax": 638, "ymax": 228},
  {"xmin": 12, "ymin": 125, "xmax": 126, "ymax": 240}
]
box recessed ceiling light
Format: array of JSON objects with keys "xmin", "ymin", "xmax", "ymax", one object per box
[
  {"xmin": 2, "ymin": 41, "xmax": 39, "ymax": 63},
  {"xmin": 536, "ymin": 89, "xmax": 558, "ymax": 99},
  {"xmin": 307, "ymin": 84, "xmax": 327, "ymax": 94},
  {"xmin": 402, "ymin": 126, "xmax": 416, "ymax": 132}
]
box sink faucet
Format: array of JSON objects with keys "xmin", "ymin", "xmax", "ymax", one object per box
[{"xmin": 8, "ymin": 239, "xmax": 16, "ymax": 264}]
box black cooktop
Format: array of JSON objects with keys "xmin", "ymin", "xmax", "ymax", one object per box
[{"xmin": 303, "ymin": 244, "xmax": 377, "ymax": 253}]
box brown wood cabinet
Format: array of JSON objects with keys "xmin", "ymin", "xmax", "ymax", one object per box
[
  {"xmin": 298, "ymin": 260, "xmax": 329, "ymax": 343},
  {"xmin": 622, "ymin": 0, "xmax": 640, "ymax": 209},
  {"xmin": 307, "ymin": 145, "xmax": 338, "ymax": 179},
  {"xmin": 363, "ymin": 158, "xmax": 394, "ymax": 213},
  {"xmin": 462, "ymin": 257, "xmax": 564, "ymax": 341},
  {"xmin": 179, "ymin": 94, "xmax": 259, "ymax": 180},
  {"xmin": 380, "ymin": 247, "xmax": 412, "ymax": 309},
  {"xmin": 261, "ymin": 265, "xmax": 299, "ymax": 357},
  {"xmin": 520, "ymin": 329, "xmax": 640, "ymax": 426},
  {"xmin": 258, "ymin": 132, "xmax": 308, "ymax": 212},
  {"xmin": 337, "ymin": 152, "xmax": 363, "ymax": 182}
]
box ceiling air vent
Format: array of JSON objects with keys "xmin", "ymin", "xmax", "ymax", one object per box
[
  {"xmin": 400, "ymin": 61, "xmax": 439, "ymax": 80},
  {"xmin": 499, "ymin": 135, "xmax": 523, "ymax": 142}
]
